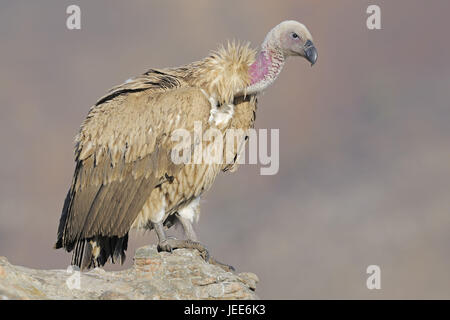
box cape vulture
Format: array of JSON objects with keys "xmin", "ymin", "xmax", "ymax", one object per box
[{"xmin": 55, "ymin": 20, "xmax": 318, "ymax": 270}]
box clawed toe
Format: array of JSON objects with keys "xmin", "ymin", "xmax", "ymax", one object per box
[
  {"xmin": 157, "ymin": 240, "xmax": 173, "ymax": 253},
  {"xmin": 156, "ymin": 234, "xmax": 234, "ymax": 272}
]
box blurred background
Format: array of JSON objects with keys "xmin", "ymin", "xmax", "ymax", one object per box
[{"xmin": 1, "ymin": 0, "xmax": 450, "ymax": 299}]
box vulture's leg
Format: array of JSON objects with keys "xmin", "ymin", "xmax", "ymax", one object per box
[
  {"xmin": 153, "ymin": 221, "xmax": 172, "ymax": 252},
  {"xmin": 174, "ymin": 214, "xmax": 235, "ymax": 272}
]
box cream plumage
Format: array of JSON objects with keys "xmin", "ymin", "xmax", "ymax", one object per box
[{"xmin": 55, "ymin": 20, "xmax": 317, "ymax": 270}]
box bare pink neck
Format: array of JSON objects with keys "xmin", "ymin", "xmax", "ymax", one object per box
[
  {"xmin": 249, "ymin": 51, "xmax": 272, "ymax": 85},
  {"xmin": 247, "ymin": 48, "xmax": 285, "ymax": 94}
]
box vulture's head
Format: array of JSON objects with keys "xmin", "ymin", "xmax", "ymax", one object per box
[
  {"xmin": 245, "ymin": 20, "xmax": 317, "ymax": 95},
  {"xmin": 264, "ymin": 20, "xmax": 317, "ymax": 66}
]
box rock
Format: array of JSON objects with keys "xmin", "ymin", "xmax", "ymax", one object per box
[{"xmin": 0, "ymin": 246, "xmax": 259, "ymax": 300}]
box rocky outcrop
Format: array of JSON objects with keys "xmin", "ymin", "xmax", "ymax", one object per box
[{"xmin": 0, "ymin": 245, "xmax": 258, "ymax": 300}]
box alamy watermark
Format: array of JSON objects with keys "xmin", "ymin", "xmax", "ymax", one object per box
[
  {"xmin": 366, "ymin": 5, "xmax": 381, "ymax": 30},
  {"xmin": 66, "ymin": 265, "xmax": 81, "ymax": 290},
  {"xmin": 66, "ymin": 5, "xmax": 81, "ymax": 30},
  {"xmin": 170, "ymin": 121, "xmax": 279, "ymax": 175},
  {"xmin": 366, "ymin": 265, "xmax": 381, "ymax": 290}
]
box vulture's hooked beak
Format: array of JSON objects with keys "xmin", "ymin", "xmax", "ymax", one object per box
[{"xmin": 304, "ymin": 40, "xmax": 318, "ymax": 66}]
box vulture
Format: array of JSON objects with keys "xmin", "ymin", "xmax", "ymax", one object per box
[{"xmin": 55, "ymin": 20, "xmax": 317, "ymax": 270}]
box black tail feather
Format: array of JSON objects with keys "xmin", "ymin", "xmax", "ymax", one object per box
[{"xmin": 66, "ymin": 234, "xmax": 129, "ymax": 270}]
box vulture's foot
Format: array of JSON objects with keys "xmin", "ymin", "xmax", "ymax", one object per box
[
  {"xmin": 157, "ymin": 238, "xmax": 235, "ymax": 272},
  {"xmin": 157, "ymin": 239, "xmax": 173, "ymax": 253},
  {"xmin": 158, "ymin": 238, "xmax": 210, "ymax": 261},
  {"xmin": 153, "ymin": 220, "xmax": 234, "ymax": 272},
  {"xmin": 167, "ymin": 239, "xmax": 235, "ymax": 272}
]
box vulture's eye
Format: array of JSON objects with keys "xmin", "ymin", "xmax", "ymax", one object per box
[{"xmin": 291, "ymin": 33, "xmax": 299, "ymax": 39}]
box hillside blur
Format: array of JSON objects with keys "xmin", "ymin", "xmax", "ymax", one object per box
[{"xmin": 1, "ymin": 1, "xmax": 450, "ymax": 298}]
